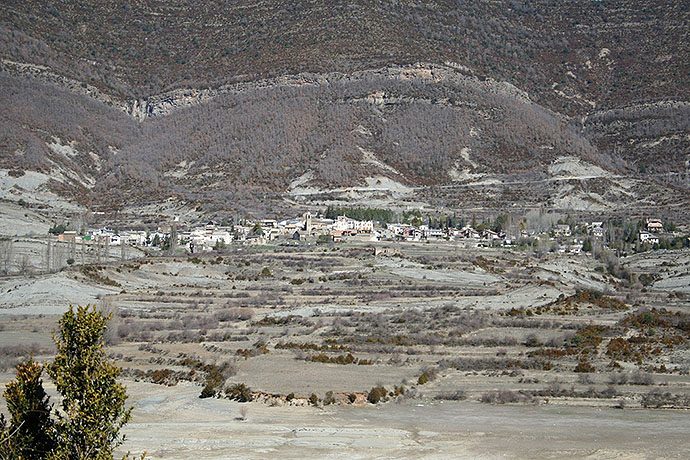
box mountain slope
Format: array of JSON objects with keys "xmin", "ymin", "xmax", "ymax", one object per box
[
  {"xmin": 0, "ymin": 1, "xmax": 688, "ymax": 216},
  {"xmin": 2, "ymin": 0, "xmax": 687, "ymax": 111}
]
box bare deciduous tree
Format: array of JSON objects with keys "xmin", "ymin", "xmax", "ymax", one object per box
[
  {"xmin": 0, "ymin": 239, "xmax": 13, "ymax": 275},
  {"xmin": 18, "ymin": 253, "xmax": 29, "ymax": 276}
]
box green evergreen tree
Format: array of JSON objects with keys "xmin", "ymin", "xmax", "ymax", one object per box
[
  {"xmin": 251, "ymin": 223, "xmax": 263, "ymax": 236},
  {"xmin": 582, "ymin": 238, "xmax": 593, "ymax": 252},
  {"xmin": 47, "ymin": 305, "xmax": 131, "ymax": 460},
  {"xmin": 160, "ymin": 235, "xmax": 171, "ymax": 251},
  {"xmin": 213, "ymin": 239, "xmax": 227, "ymax": 251},
  {"xmin": 0, "ymin": 359, "xmax": 56, "ymax": 459}
]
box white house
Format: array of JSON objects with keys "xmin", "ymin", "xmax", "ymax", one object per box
[
  {"xmin": 332, "ymin": 216, "xmax": 373, "ymax": 233},
  {"xmin": 554, "ymin": 224, "xmax": 572, "ymax": 237},
  {"xmin": 424, "ymin": 228, "xmax": 445, "ymax": 239},
  {"xmin": 188, "ymin": 227, "xmax": 233, "ymax": 251},
  {"xmin": 482, "ymin": 229, "xmax": 501, "ymax": 241},
  {"xmin": 458, "ymin": 226, "xmax": 481, "ymax": 239},
  {"xmin": 353, "ymin": 219, "xmax": 374, "ymax": 233},
  {"xmin": 646, "ymin": 218, "xmax": 663, "ymax": 233},
  {"xmin": 88, "ymin": 228, "xmax": 122, "ymax": 245},
  {"xmin": 120, "ymin": 231, "xmax": 147, "ymax": 246},
  {"xmin": 639, "ymin": 231, "xmax": 660, "ymax": 245}
]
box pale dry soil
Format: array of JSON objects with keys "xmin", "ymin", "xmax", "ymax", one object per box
[
  {"xmin": 116, "ymin": 381, "xmax": 690, "ymax": 460},
  {"xmin": 1, "ymin": 244, "xmax": 690, "ymax": 459}
]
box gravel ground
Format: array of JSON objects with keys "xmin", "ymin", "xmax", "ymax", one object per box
[{"xmin": 114, "ymin": 381, "xmax": 690, "ymax": 460}]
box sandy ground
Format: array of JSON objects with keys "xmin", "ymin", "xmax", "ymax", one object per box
[
  {"xmin": 537, "ymin": 258, "xmax": 611, "ymax": 292},
  {"xmin": 0, "ymin": 202, "xmax": 52, "ymax": 236},
  {"xmin": 452, "ymin": 284, "xmax": 563, "ymax": 310},
  {"xmin": 0, "ymin": 272, "xmax": 116, "ymax": 315},
  {"xmin": 654, "ymin": 274, "xmax": 690, "ymax": 293},
  {"xmin": 376, "ymin": 257, "xmax": 500, "ymax": 285},
  {"xmin": 113, "ymin": 381, "xmax": 690, "ymax": 460},
  {"xmin": 232, "ymin": 352, "xmax": 423, "ymax": 396}
]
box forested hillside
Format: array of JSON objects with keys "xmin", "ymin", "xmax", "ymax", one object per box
[
  {"xmin": 2, "ymin": 0, "xmax": 687, "ymax": 110},
  {"xmin": 0, "ymin": 66, "xmax": 597, "ymax": 207},
  {"xmin": 0, "ymin": 1, "xmax": 688, "ymax": 213}
]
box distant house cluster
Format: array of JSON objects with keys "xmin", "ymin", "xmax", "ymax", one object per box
[
  {"xmin": 58, "ymin": 227, "xmax": 174, "ymax": 248},
  {"xmin": 638, "ymin": 218, "xmax": 664, "ymax": 246},
  {"xmin": 50, "ymin": 212, "xmax": 682, "ymax": 256},
  {"xmin": 385, "ymin": 223, "xmax": 505, "ymax": 246}
]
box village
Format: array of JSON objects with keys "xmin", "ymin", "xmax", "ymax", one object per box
[
  {"xmin": 54, "ymin": 212, "xmax": 682, "ymax": 256},
  {"xmin": 2, "ymin": 207, "xmax": 684, "ymax": 278}
]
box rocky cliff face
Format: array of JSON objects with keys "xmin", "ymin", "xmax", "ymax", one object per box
[{"xmin": 128, "ymin": 88, "xmax": 222, "ymax": 120}]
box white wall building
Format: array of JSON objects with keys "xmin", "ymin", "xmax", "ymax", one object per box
[
  {"xmin": 639, "ymin": 231, "xmax": 660, "ymax": 245},
  {"xmin": 332, "ymin": 216, "xmax": 373, "ymax": 233}
]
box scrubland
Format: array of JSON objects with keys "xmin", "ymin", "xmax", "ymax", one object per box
[{"xmin": 1, "ymin": 242, "xmax": 690, "ymax": 458}]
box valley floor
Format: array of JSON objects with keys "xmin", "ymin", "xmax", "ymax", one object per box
[
  {"xmin": 1, "ymin": 242, "xmax": 689, "ymax": 459},
  {"xmin": 117, "ymin": 381, "xmax": 690, "ymax": 459}
]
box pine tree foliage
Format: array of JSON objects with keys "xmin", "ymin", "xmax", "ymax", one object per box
[
  {"xmin": 0, "ymin": 359, "xmax": 56, "ymax": 460},
  {"xmin": 46, "ymin": 305, "xmax": 132, "ymax": 460}
]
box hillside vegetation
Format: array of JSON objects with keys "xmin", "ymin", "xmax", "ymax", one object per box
[
  {"xmin": 2, "ymin": 0, "xmax": 687, "ymax": 110},
  {"xmin": 0, "ymin": 0, "xmax": 688, "ymax": 212}
]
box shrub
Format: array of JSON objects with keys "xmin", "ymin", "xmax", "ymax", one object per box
[
  {"xmin": 606, "ymin": 338, "xmax": 637, "ymax": 361},
  {"xmin": 601, "ymin": 385, "xmax": 618, "ymax": 398},
  {"xmin": 200, "ymin": 381, "xmax": 219, "ymax": 398},
  {"xmin": 417, "ymin": 370, "xmax": 436, "ymax": 385},
  {"xmin": 574, "ymin": 358, "xmax": 596, "ymax": 373},
  {"xmin": 200, "ymin": 364, "xmax": 227, "ymax": 398},
  {"xmin": 225, "ymin": 383, "xmax": 252, "ymax": 402},
  {"xmin": 629, "ymin": 371, "xmax": 654, "ymax": 386},
  {"xmin": 570, "ymin": 325, "xmax": 610, "ymax": 353},
  {"xmin": 608, "ymin": 373, "xmax": 628, "ymax": 385},
  {"xmin": 215, "ymin": 307, "xmax": 253, "ymax": 322},
  {"xmin": 524, "ymin": 333, "xmax": 542, "ymax": 347},
  {"xmin": 323, "ymin": 391, "xmax": 335, "ymax": 405},
  {"xmin": 577, "ymin": 373, "xmax": 594, "ymax": 384},
  {"xmin": 309, "ymin": 393, "xmax": 319, "ymax": 406},
  {"xmin": 434, "ymin": 390, "xmax": 466, "ymax": 401},
  {"xmin": 367, "ymin": 386, "xmax": 388, "ymax": 404},
  {"xmin": 638, "ymin": 389, "xmax": 690, "ymax": 408},
  {"xmin": 307, "ymin": 352, "xmax": 369, "ymax": 365},
  {"xmin": 480, "ymin": 390, "xmax": 532, "ymax": 404},
  {"xmin": 622, "ymin": 308, "xmax": 676, "ymax": 330}
]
